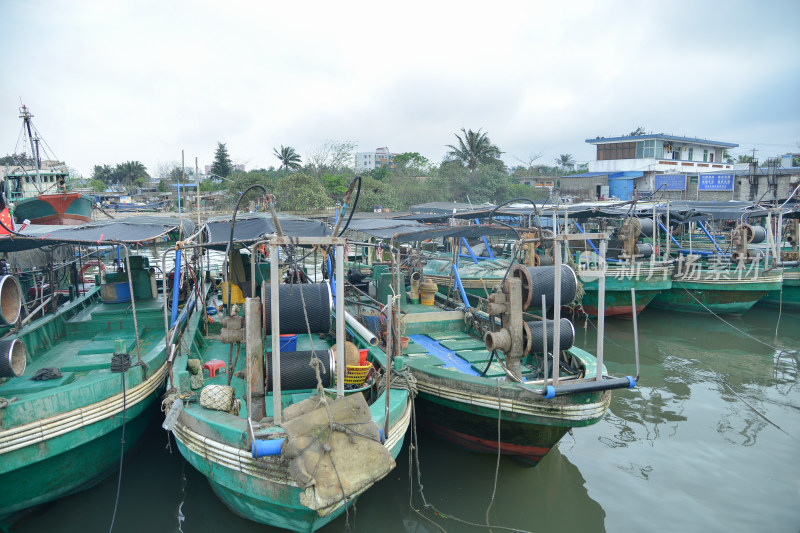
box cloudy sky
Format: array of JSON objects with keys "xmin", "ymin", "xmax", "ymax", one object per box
[{"xmin": 1, "ymin": 0, "xmax": 798, "ymax": 178}]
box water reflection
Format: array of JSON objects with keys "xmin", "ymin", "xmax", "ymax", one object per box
[{"xmin": 574, "ymin": 307, "xmax": 800, "ymax": 451}]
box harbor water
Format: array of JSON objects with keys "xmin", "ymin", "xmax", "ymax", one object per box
[{"xmin": 10, "ymin": 306, "xmax": 799, "ymax": 532}]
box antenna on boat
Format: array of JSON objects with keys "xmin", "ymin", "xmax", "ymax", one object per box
[{"xmin": 19, "ymin": 104, "xmax": 42, "ymax": 192}]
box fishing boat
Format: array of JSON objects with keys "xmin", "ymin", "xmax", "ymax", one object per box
[
  {"xmin": 648, "ymin": 202, "xmax": 783, "ymax": 315},
  {"xmin": 3, "ymin": 105, "xmax": 93, "ymax": 226},
  {"xmin": 758, "ymin": 209, "xmax": 800, "ymax": 310},
  {"xmin": 346, "ymin": 222, "xmax": 638, "ymax": 465},
  {"xmin": 0, "ymin": 217, "xmax": 196, "ymax": 528},
  {"xmin": 165, "ymin": 190, "xmax": 412, "ymax": 532}
]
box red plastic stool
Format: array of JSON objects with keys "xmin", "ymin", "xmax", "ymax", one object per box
[{"xmin": 203, "ymin": 359, "xmax": 227, "ymax": 378}]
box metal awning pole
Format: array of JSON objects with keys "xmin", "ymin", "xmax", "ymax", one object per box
[
  {"xmin": 541, "ymin": 294, "xmax": 548, "ymax": 388},
  {"xmin": 631, "ymin": 287, "xmax": 640, "ymax": 381},
  {"xmin": 384, "ymin": 294, "xmax": 393, "ymax": 437},
  {"xmin": 552, "ymin": 236, "xmax": 562, "ymax": 386},
  {"xmin": 596, "ymin": 239, "xmax": 607, "ymax": 381},
  {"xmin": 270, "ymin": 243, "xmax": 281, "ymax": 424},
  {"xmin": 335, "ymin": 244, "xmax": 345, "ymax": 398}
]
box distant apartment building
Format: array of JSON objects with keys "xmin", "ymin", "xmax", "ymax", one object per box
[{"xmin": 355, "ymin": 147, "xmax": 395, "ymax": 172}]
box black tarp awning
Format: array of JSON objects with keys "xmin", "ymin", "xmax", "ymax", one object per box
[
  {"xmin": 0, "ymin": 216, "xmax": 195, "ymax": 252},
  {"xmin": 353, "ymin": 223, "xmax": 518, "ymax": 243},
  {"xmin": 204, "ymin": 213, "xmax": 330, "ymax": 247}
]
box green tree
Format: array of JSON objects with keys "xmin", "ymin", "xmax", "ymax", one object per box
[
  {"xmin": 737, "ymin": 154, "xmax": 754, "ymax": 163},
  {"xmin": 211, "ymin": 142, "xmax": 233, "ymax": 178},
  {"xmin": 446, "ymin": 128, "xmax": 503, "ymax": 172},
  {"xmin": 157, "ymin": 179, "xmax": 169, "ymax": 192},
  {"xmin": 275, "ymin": 173, "xmax": 329, "ymax": 211},
  {"xmin": 89, "ymin": 179, "xmax": 106, "ymax": 192},
  {"xmin": 113, "ymin": 161, "xmax": 150, "ymax": 189},
  {"xmin": 320, "ymin": 173, "xmax": 349, "ymax": 198},
  {"xmin": 392, "ymin": 152, "xmax": 433, "ymax": 175},
  {"xmin": 355, "ymin": 175, "xmax": 401, "ymax": 212},
  {"xmin": 628, "ymin": 126, "xmax": 646, "ymax": 136},
  {"xmin": 92, "ymin": 164, "xmax": 115, "ymax": 185},
  {"xmin": 273, "ymin": 145, "xmax": 302, "ymax": 171},
  {"xmin": 555, "ymin": 154, "xmax": 575, "ymax": 173}
]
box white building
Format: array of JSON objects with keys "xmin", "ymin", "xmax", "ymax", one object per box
[
  {"xmin": 355, "ymin": 147, "xmax": 395, "ymax": 172},
  {"xmin": 570, "ymin": 133, "xmax": 744, "ymax": 201}
]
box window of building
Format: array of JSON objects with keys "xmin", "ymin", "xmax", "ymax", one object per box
[
  {"xmin": 633, "ymin": 140, "xmax": 663, "ymax": 159},
  {"xmin": 688, "ymin": 148, "xmax": 693, "ymax": 161},
  {"xmin": 703, "ymin": 149, "xmax": 708, "ymax": 162},
  {"xmin": 709, "ymin": 152, "xmax": 714, "ymax": 162},
  {"xmin": 690, "ymin": 175, "xmax": 698, "ymax": 184},
  {"xmin": 597, "ymin": 142, "xmax": 636, "ymax": 161}
]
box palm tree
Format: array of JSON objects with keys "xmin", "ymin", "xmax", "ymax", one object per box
[
  {"xmin": 273, "ymin": 145, "xmax": 302, "ymax": 171},
  {"xmin": 446, "ymin": 128, "xmax": 502, "ymax": 172},
  {"xmin": 555, "ymin": 154, "xmax": 575, "ymax": 173},
  {"xmin": 114, "ymin": 161, "xmax": 149, "ymax": 189}
]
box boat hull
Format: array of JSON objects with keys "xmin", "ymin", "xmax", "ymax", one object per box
[
  {"xmin": 650, "ymin": 275, "xmax": 781, "ymax": 315},
  {"xmin": 173, "ymin": 396, "xmax": 411, "ymax": 533},
  {"xmin": 416, "ymin": 395, "xmax": 568, "ymax": 465},
  {"xmin": 0, "ymin": 392, "xmax": 160, "ymax": 528},
  {"xmin": 405, "ymin": 346, "xmax": 611, "ymax": 465},
  {"xmin": 757, "ymin": 270, "xmax": 800, "ymax": 311},
  {"xmin": 13, "ymin": 193, "xmax": 93, "ymax": 225}
]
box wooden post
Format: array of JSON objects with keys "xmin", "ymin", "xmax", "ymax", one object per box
[{"xmin": 245, "ymin": 297, "xmax": 266, "ymax": 420}]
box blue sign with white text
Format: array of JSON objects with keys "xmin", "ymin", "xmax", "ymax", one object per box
[
  {"xmin": 698, "ymin": 173, "xmax": 734, "ymax": 191},
  {"xmin": 655, "ymin": 174, "xmax": 686, "ymax": 191}
]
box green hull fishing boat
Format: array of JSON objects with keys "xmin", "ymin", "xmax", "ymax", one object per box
[
  {"xmin": 651, "ymin": 272, "xmax": 783, "ymax": 314},
  {"xmin": 759, "ymin": 267, "xmax": 800, "ymax": 310},
  {"xmin": 576, "ymin": 262, "xmax": 672, "ymax": 317},
  {"xmin": 0, "ymin": 217, "xmax": 194, "ymax": 529},
  {"xmin": 348, "ymin": 222, "xmax": 637, "ymax": 465},
  {"xmin": 165, "ymin": 198, "xmax": 411, "ymax": 532}
]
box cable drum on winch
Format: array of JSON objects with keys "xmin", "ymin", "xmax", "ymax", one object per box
[
  {"xmin": 266, "ymin": 349, "xmax": 334, "ymax": 391},
  {"xmin": 525, "ymin": 318, "xmax": 575, "ymax": 354},
  {"xmin": 263, "ymin": 283, "xmax": 332, "ymax": 335},
  {"xmin": 637, "ymin": 218, "xmax": 654, "ymax": 238},
  {"xmin": 510, "ymin": 264, "xmax": 578, "ymax": 309}
]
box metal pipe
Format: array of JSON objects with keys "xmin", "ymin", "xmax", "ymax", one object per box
[
  {"xmin": 21, "ymin": 296, "xmax": 51, "ymax": 325},
  {"xmin": 698, "ymin": 221, "xmax": 723, "ymax": 253},
  {"xmin": 384, "ymin": 294, "xmax": 393, "ymax": 438},
  {"xmin": 541, "ymin": 294, "xmax": 548, "ymax": 388},
  {"xmin": 451, "ymin": 264, "xmax": 471, "ymax": 309},
  {"xmin": 345, "ymin": 310, "xmax": 378, "ymax": 346},
  {"xmin": 171, "ymin": 248, "xmax": 182, "ymax": 326},
  {"xmin": 270, "ymin": 243, "xmax": 281, "ymax": 425},
  {"xmin": 552, "ymin": 235, "xmax": 562, "ymax": 386},
  {"xmin": 335, "ymin": 244, "xmax": 345, "ymax": 398},
  {"xmin": 631, "ymin": 287, "xmax": 640, "ymax": 381},
  {"xmin": 596, "ymin": 239, "xmax": 607, "ymax": 381}
]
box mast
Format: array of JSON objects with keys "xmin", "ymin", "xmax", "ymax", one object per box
[{"xmin": 19, "ymin": 105, "xmax": 42, "ymax": 191}]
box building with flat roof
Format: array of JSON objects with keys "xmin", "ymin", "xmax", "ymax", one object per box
[
  {"xmin": 355, "ymin": 147, "xmax": 395, "ymax": 172},
  {"xmin": 568, "ymin": 133, "xmax": 755, "ymax": 201}
]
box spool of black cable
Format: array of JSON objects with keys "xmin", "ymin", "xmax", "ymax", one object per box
[
  {"xmin": 266, "ymin": 349, "xmax": 334, "ymax": 391},
  {"xmin": 511, "ymin": 264, "xmax": 577, "ymax": 309},
  {"xmin": 638, "ymin": 218, "xmax": 654, "ymax": 237},
  {"xmin": 525, "ymin": 318, "xmax": 575, "ymax": 354},
  {"xmin": 750, "ymin": 225, "xmax": 767, "ymax": 244},
  {"xmin": 636, "ymin": 243, "xmax": 654, "ymax": 258},
  {"xmin": 264, "ymin": 283, "xmax": 332, "ymax": 334}
]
